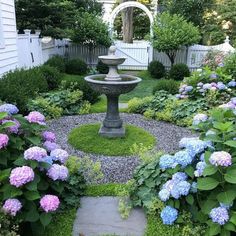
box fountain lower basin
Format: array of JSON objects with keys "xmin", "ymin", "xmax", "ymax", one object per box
[{"xmin": 84, "ymin": 74, "xmax": 141, "ymax": 95}]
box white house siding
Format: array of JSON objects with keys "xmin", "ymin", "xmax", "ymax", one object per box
[{"xmin": 0, "ymin": 0, "xmax": 18, "ymax": 77}]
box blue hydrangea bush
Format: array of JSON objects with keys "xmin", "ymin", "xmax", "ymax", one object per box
[
  {"xmin": 0, "ymin": 104, "xmax": 85, "ymax": 233},
  {"xmin": 130, "ymin": 106, "xmax": 236, "ymax": 235}
]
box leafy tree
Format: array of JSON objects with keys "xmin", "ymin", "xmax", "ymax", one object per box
[
  {"xmin": 202, "ymin": 0, "xmax": 236, "ymax": 46},
  {"xmin": 15, "ymin": 0, "xmax": 103, "ymax": 38},
  {"xmin": 152, "ymin": 12, "xmax": 200, "ymax": 66},
  {"xmin": 73, "ymin": 0, "xmax": 103, "ymax": 15},
  {"xmin": 71, "ymin": 12, "xmax": 112, "ymax": 64},
  {"xmin": 160, "ymin": 0, "xmax": 214, "ymax": 27}
]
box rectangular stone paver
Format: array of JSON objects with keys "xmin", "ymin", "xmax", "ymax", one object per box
[{"xmin": 73, "ymin": 197, "xmax": 147, "ymax": 236}]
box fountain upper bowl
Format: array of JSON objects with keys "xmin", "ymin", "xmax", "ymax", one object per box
[
  {"xmin": 84, "ymin": 74, "xmax": 142, "ymax": 95},
  {"xmin": 98, "ymin": 55, "xmax": 126, "ymax": 66}
]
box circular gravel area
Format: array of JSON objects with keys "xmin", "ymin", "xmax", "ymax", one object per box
[{"xmin": 48, "ymin": 113, "xmax": 195, "ymax": 183}]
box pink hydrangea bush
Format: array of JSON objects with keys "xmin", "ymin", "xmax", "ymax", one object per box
[{"xmin": 0, "ymin": 106, "xmax": 84, "ymax": 232}]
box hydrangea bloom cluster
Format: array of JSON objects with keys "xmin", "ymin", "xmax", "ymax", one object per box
[
  {"xmin": 159, "ymin": 172, "xmax": 191, "ymax": 201},
  {"xmin": 209, "ymin": 207, "xmax": 229, "ymax": 225},
  {"xmin": 0, "ymin": 133, "xmax": 9, "ymax": 149},
  {"xmin": 2, "ymin": 199, "xmax": 22, "ymax": 216},
  {"xmin": 176, "ymin": 84, "xmax": 193, "ymax": 99},
  {"xmin": 43, "ymin": 141, "xmax": 61, "ymax": 152},
  {"xmin": 174, "ymin": 151, "xmax": 193, "ymax": 168},
  {"xmin": 194, "ymin": 161, "xmax": 206, "ymax": 177},
  {"xmin": 2, "ymin": 119, "xmax": 21, "ymax": 134},
  {"xmin": 47, "ymin": 164, "xmax": 69, "ymax": 181},
  {"xmin": 0, "ymin": 104, "xmax": 19, "ymax": 115},
  {"xmin": 40, "ymin": 195, "xmax": 60, "ymax": 213},
  {"xmin": 25, "ymin": 111, "xmax": 46, "ymax": 125},
  {"xmin": 179, "ymin": 137, "xmax": 210, "ymax": 157},
  {"xmin": 175, "ymin": 76, "xmax": 235, "ymax": 100},
  {"xmin": 160, "ymin": 206, "xmax": 178, "ymax": 225},
  {"xmin": 219, "ymin": 97, "xmax": 236, "ymax": 113},
  {"xmin": 42, "ymin": 131, "xmax": 56, "ymax": 142},
  {"xmin": 24, "ymin": 146, "xmax": 47, "ymax": 162},
  {"xmin": 50, "ymin": 149, "xmax": 69, "ymax": 164},
  {"xmin": 193, "ymin": 114, "xmax": 208, "ymax": 125},
  {"xmin": 10, "ymin": 166, "xmax": 34, "ymax": 187},
  {"xmin": 159, "ymin": 154, "xmax": 176, "ymax": 170},
  {"xmin": 209, "ymin": 151, "xmax": 232, "ymax": 167}
]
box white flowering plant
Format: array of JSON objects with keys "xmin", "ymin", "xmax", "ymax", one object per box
[{"xmin": 0, "ymin": 104, "xmax": 85, "ymax": 234}]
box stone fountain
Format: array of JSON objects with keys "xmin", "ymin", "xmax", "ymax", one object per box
[{"xmin": 84, "ymin": 46, "xmax": 142, "ymax": 138}]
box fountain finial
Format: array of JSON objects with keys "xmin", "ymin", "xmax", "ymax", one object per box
[{"xmin": 108, "ymin": 45, "xmax": 117, "ymax": 56}]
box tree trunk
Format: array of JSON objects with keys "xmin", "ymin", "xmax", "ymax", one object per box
[
  {"xmin": 167, "ymin": 51, "xmax": 176, "ymax": 67},
  {"xmin": 122, "ymin": 0, "xmax": 133, "ymax": 43}
]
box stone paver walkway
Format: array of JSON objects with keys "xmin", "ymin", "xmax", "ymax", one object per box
[{"xmin": 73, "ymin": 197, "xmax": 147, "ymax": 236}]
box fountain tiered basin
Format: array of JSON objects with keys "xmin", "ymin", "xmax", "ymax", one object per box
[{"xmin": 84, "ymin": 46, "xmax": 142, "ymax": 138}]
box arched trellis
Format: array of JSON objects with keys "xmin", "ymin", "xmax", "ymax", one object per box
[{"xmin": 108, "ymin": 1, "xmax": 155, "ymax": 38}]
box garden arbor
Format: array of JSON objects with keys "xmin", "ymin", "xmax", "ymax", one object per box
[
  {"xmin": 108, "ymin": 1, "xmax": 155, "ymax": 39},
  {"xmin": 108, "ymin": 1, "xmax": 156, "ymax": 70}
]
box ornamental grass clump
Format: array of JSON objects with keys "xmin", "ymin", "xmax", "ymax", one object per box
[
  {"xmin": 0, "ymin": 103, "xmax": 85, "ymax": 233},
  {"xmin": 129, "ymin": 106, "xmax": 236, "ymax": 235}
]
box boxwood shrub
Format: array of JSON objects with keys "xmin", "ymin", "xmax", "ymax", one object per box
[
  {"xmin": 153, "ymin": 79, "xmax": 180, "ymax": 95},
  {"xmin": 45, "ymin": 55, "xmax": 66, "ymax": 73},
  {"xmin": 65, "ymin": 59, "xmax": 88, "ymax": 75},
  {"xmin": 148, "ymin": 61, "xmax": 166, "ymax": 79},
  {"xmin": 0, "ymin": 68, "xmax": 48, "ymax": 113},
  {"xmin": 169, "ymin": 63, "xmax": 190, "ymax": 81}
]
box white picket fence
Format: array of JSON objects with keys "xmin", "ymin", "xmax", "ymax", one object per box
[{"xmin": 16, "ymin": 31, "xmax": 235, "ymax": 71}]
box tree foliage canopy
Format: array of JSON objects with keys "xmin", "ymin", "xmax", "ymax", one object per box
[
  {"xmin": 152, "ymin": 12, "xmax": 200, "ymax": 65},
  {"xmin": 15, "ymin": 0, "xmax": 103, "ymax": 38},
  {"xmin": 72, "ymin": 12, "xmax": 112, "ymax": 48}
]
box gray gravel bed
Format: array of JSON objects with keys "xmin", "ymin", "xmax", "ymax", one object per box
[{"xmin": 48, "ymin": 113, "xmax": 195, "ymax": 183}]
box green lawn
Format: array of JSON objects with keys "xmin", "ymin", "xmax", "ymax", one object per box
[{"xmin": 68, "ymin": 123, "xmax": 156, "ymax": 156}]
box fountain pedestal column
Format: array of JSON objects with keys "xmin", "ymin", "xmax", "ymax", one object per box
[{"xmin": 99, "ymin": 95, "xmax": 125, "ymax": 138}]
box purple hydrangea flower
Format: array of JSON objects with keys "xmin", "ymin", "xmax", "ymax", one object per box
[
  {"xmin": 42, "ymin": 131, "xmax": 56, "ymax": 142},
  {"xmin": 185, "ymin": 86, "xmax": 193, "ymax": 92},
  {"xmin": 228, "ymin": 80, "xmax": 236, "ymax": 87},
  {"xmin": 50, "ymin": 149, "xmax": 69, "ymax": 164},
  {"xmin": 174, "ymin": 150, "xmax": 193, "ymax": 168},
  {"xmin": 210, "ymin": 73, "xmax": 218, "ymax": 79},
  {"xmin": 194, "ymin": 161, "xmax": 206, "ymax": 177},
  {"xmin": 203, "ymin": 83, "xmax": 212, "ymax": 90},
  {"xmin": 161, "ymin": 206, "xmax": 178, "ymax": 225},
  {"xmin": 9, "ymin": 166, "xmax": 34, "ymax": 187},
  {"xmin": 47, "ymin": 164, "xmax": 69, "ymax": 181},
  {"xmin": 159, "ymin": 155, "xmax": 176, "ymax": 170},
  {"xmin": 2, "ymin": 199, "xmax": 22, "ymax": 216},
  {"xmin": 209, "ymin": 207, "xmax": 229, "ymax": 225},
  {"xmin": 0, "ymin": 133, "xmax": 9, "ymax": 149},
  {"xmin": 163, "ymin": 180, "xmax": 175, "ymax": 192},
  {"xmin": 172, "ymin": 172, "xmax": 187, "ymax": 182},
  {"xmin": 193, "ymin": 114, "xmax": 208, "ymax": 125},
  {"xmin": 197, "ymin": 82, "xmax": 204, "ymax": 87},
  {"xmin": 217, "ymin": 82, "xmax": 227, "ymax": 90},
  {"xmin": 209, "ymin": 151, "xmax": 232, "ymax": 167},
  {"xmin": 43, "ymin": 141, "xmax": 61, "ymax": 152},
  {"xmin": 158, "ymin": 189, "xmax": 171, "ymax": 202},
  {"xmin": 24, "ymin": 147, "xmax": 47, "ymax": 162},
  {"xmin": 2, "ymin": 119, "xmax": 20, "ymax": 134},
  {"xmin": 40, "ymin": 195, "xmax": 60, "ymax": 213},
  {"xmin": 175, "ymin": 181, "xmax": 191, "ymax": 196},
  {"xmin": 25, "ymin": 111, "xmax": 46, "ymax": 125},
  {"xmin": 0, "ymin": 104, "xmax": 19, "ymax": 115}
]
